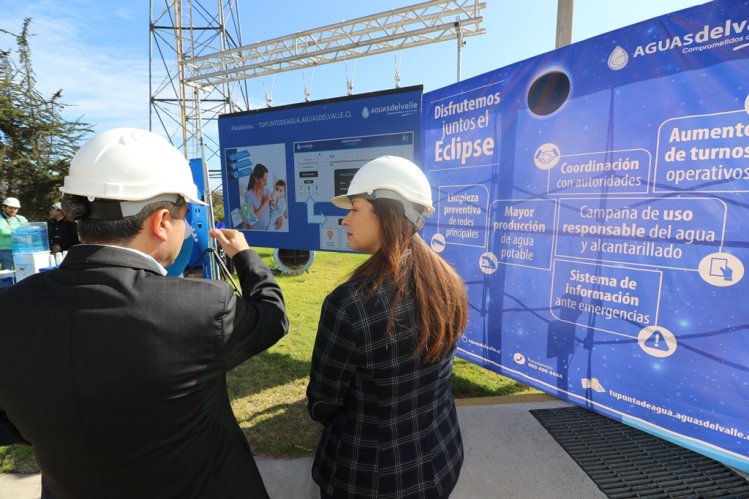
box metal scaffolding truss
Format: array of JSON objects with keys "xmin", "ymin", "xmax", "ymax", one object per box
[
  {"xmin": 183, "ymin": 0, "xmax": 486, "ymax": 87},
  {"xmin": 149, "ymin": 0, "xmax": 249, "ymax": 165},
  {"xmin": 150, "ymin": 0, "xmax": 485, "ymax": 189}
]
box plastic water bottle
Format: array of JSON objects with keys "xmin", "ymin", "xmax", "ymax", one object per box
[
  {"xmin": 11, "ymin": 222, "xmax": 50, "ymax": 254},
  {"xmin": 32, "ymin": 223, "xmax": 49, "ymax": 252},
  {"xmin": 11, "ymin": 226, "xmax": 33, "ymax": 254}
]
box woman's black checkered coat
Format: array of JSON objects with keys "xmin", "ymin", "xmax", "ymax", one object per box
[{"xmin": 307, "ymin": 279, "xmax": 463, "ymax": 499}]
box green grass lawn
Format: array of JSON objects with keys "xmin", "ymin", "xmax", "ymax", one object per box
[{"xmin": 0, "ymin": 248, "xmax": 534, "ymax": 472}]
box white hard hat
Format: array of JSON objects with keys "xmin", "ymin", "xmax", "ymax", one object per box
[
  {"xmin": 2, "ymin": 197, "xmax": 20, "ymax": 208},
  {"xmin": 51, "ymin": 202, "xmax": 62, "ymax": 211},
  {"xmin": 61, "ymin": 128, "xmax": 206, "ymax": 217},
  {"xmin": 331, "ymin": 156, "xmax": 434, "ymax": 228}
]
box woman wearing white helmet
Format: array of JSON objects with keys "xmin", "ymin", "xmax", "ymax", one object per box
[
  {"xmin": 307, "ymin": 156, "xmax": 469, "ymax": 499},
  {"xmin": 0, "ymin": 197, "xmax": 27, "ymax": 270}
]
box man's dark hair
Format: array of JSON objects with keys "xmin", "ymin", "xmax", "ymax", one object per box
[{"xmin": 78, "ymin": 201, "xmax": 184, "ymax": 245}]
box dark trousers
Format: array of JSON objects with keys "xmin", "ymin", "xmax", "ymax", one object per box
[{"xmin": 320, "ymin": 487, "xmax": 452, "ymax": 499}]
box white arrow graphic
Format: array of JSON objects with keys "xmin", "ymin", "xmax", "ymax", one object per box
[{"xmin": 306, "ymin": 197, "xmax": 327, "ymax": 225}]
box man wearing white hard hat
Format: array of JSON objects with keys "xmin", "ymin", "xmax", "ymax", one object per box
[
  {"xmin": 0, "ymin": 128, "xmax": 288, "ymax": 498},
  {"xmin": 0, "ymin": 196, "xmax": 27, "ymax": 270},
  {"xmin": 46, "ymin": 201, "xmax": 79, "ymax": 254}
]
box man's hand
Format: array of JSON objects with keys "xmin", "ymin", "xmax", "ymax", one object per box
[{"xmin": 209, "ymin": 228, "xmax": 250, "ymax": 259}]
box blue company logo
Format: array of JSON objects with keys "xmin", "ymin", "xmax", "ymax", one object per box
[
  {"xmin": 363, "ymin": 101, "xmax": 419, "ymax": 118},
  {"xmin": 608, "ymin": 46, "xmax": 629, "ymax": 70},
  {"xmin": 632, "ymin": 17, "xmax": 749, "ymax": 57}
]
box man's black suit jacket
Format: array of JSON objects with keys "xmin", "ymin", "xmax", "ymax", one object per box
[{"xmin": 0, "ymin": 245, "xmax": 288, "ymax": 498}]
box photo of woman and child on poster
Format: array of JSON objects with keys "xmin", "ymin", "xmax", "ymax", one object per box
[{"xmin": 232, "ymin": 144, "xmax": 289, "ymax": 232}]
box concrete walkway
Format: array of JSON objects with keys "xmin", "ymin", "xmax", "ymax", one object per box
[{"xmin": 0, "ymin": 394, "xmax": 605, "ymax": 499}]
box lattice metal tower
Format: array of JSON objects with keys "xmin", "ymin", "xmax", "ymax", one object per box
[
  {"xmin": 150, "ymin": 0, "xmax": 485, "ymax": 187},
  {"xmin": 149, "ymin": 0, "xmax": 250, "ymax": 181}
]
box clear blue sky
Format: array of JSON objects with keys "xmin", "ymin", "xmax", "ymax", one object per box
[
  {"xmin": 3, "ymin": 0, "xmax": 708, "ymax": 192},
  {"xmin": 2, "ymin": 0, "xmax": 708, "ymax": 136}
]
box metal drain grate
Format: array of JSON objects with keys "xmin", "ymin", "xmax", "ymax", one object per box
[{"xmin": 530, "ymin": 406, "xmax": 749, "ymax": 498}]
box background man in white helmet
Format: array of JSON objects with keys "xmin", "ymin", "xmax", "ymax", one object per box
[
  {"xmin": 0, "ymin": 128, "xmax": 288, "ymax": 499},
  {"xmin": 47, "ymin": 202, "xmax": 80, "ymax": 254},
  {"xmin": 0, "ymin": 196, "xmax": 27, "ymax": 270}
]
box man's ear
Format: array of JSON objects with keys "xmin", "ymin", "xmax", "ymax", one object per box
[{"xmin": 148, "ymin": 209, "xmax": 170, "ymax": 242}]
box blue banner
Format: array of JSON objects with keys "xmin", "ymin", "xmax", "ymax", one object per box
[
  {"xmin": 218, "ymin": 87, "xmax": 422, "ymax": 251},
  {"xmin": 421, "ymin": 0, "xmax": 749, "ymax": 472},
  {"xmin": 166, "ymin": 158, "xmax": 212, "ymax": 278}
]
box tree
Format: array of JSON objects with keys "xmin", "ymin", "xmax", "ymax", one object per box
[
  {"xmin": 0, "ymin": 18, "xmax": 91, "ymax": 221},
  {"xmin": 211, "ymin": 189, "xmax": 225, "ymax": 223}
]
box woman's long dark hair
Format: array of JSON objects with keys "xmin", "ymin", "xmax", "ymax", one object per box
[
  {"xmin": 247, "ymin": 163, "xmax": 268, "ymax": 191},
  {"xmin": 349, "ymin": 198, "xmax": 468, "ymax": 362}
]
